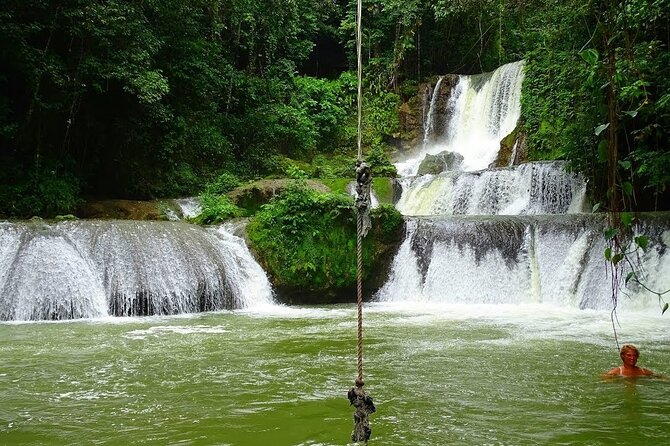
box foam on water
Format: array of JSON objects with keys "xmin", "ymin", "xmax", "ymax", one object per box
[
  {"xmin": 123, "ymin": 325, "xmax": 230, "ymax": 339},
  {"xmin": 365, "ymin": 301, "xmax": 669, "ymax": 345}
]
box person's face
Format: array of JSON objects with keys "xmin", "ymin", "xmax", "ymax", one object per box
[{"xmin": 621, "ymin": 351, "xmax": 639, "ymax": 367}]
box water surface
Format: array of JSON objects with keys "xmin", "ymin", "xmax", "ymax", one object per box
[{"xmin": 1, "ymin": 303, "xmax": 669, "ymax": 445}]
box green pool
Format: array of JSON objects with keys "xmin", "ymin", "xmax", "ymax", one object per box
[{"xmin": 1, "ymin": 303, "xmax": 669, "ymax": 445}]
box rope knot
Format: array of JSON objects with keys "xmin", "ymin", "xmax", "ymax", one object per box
[
  {"xmin": 355, "ymin": 159, "xmax": 372, "ymax": 238},
  {"xmin": 348, "ymin": 380, "xmax": 376, "ymax": 443}
]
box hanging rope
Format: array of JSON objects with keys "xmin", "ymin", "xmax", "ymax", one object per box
[
  {"xmin": 348, "ymin": 0, "xmax": 375, "ymax": 442},
  {"xmin": 356, "ymin": 0, "xmax": 363, "ymax": 161}
]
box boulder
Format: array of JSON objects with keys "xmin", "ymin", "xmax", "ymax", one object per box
[{"xmin": 417, "ymin": 151, "xmax": 464, "ymax": 175}]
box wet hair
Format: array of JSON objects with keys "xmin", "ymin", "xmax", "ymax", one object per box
[{"xmin": 620, "ymin": 344, "xmax": 640, "ymax": 358}]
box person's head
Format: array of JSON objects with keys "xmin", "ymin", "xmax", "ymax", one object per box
[
  {"xmin": 620, "ymin": 344, "xmax": 640, "ymax": 365},
  {"xmin": 620, "ymin": 344, "xmax": 640, "ymax": 358}
]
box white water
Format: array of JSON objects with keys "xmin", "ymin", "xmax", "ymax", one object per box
[
  {"xmin": 164, "ymin": 197, "xmax": 203, "ymax": 221},
  {"xmin": 421, "ymin": 75, "xmax": 444, "ymax": 150},
  {"xmin": 396, "ymin": 60, "xmax": 525, "ymax": 176},
  {"xmin": 176, "ymin": 197, "xmax": 202, "ymax": 218},
  {"xmin": 376, "ymin": 215, "xmax": 670, "ymax": 313},
  {"xmin": 381, "ymin": 60, "xmax": 670, "ymax": 317},
  {"xmin": 0, "ymin": 220, "xmax": 274, "ymax": 321},
  {"xmin": 396, "ymin": 161, "xmax": 589, "ymax": 216}
]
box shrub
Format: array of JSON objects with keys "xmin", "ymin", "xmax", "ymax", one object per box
[
  {"xmin": 190, "ymin": 192, "xmax": 242, "ymax": 225},
  {"xmin": 247, "ymin": 182, "xmax": 403, "ymax": 291}
]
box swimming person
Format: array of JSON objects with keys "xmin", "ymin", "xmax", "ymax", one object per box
[{"xmin": 603, "ymin": 344, "xmax": 659, "ymax": 378}]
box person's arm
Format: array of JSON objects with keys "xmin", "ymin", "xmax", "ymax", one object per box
[{"xmin": 642, "ymin": 368, "xmax": 668, "ymax": 380}]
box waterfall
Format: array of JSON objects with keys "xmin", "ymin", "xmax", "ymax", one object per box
[
  {"xmin": 376, "ymin": 214, "xmax": 670, "ymax": 311},
  {"xmin": 0, "ymin": 220, "xmax": 274, "ymax": 321},
  {"xmin": 380, "ymin": 60, "xmax": 670, "ymax": 312},
  {"xmin": 395, "ymin": 161, "xmax": 588, "ymax": 216},
  {"xmin": 164, "ymin": 197, "xmax": 202, "ymax": 221},
  {"xmin": 396, "ymin": 60, "xmax": 525, "ymax": 176},
  {"xmin": 422, "ymin": 76, "xmax": 444, "ymax": 149},
  {"xmin": 176, "ymin": 197, "xmax": 202, "ymax": 219}
]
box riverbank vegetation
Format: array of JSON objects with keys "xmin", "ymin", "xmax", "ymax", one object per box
[
  {"xmin": 246, "ymin": 181, "xmax": 403, "ymax": 300},
  {"xmin": 1, "ymin": 0, "xmax": 668, "ymax": 218}
]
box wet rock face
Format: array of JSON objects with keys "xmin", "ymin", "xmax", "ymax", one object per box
[
  {"xmin": 417, "ymin": 151, "xmax": 464, "ymax": 175},
  {"xmin": 490, "ymin": 123, "xmax": 528, "ymax": 168},
  {"xmin": 397, "ymin": 75, "xmax": 460, "ymax": 155},
  {"xmin": 75, "ymin": 199, "xmax": 168, "ymax": 220}
]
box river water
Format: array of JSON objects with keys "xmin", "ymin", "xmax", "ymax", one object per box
[
  {"xmin": 2, "ymin": 303, "xmax": 669, "ymax": 445},
  {"xmin": 2, "ymin": 60, "xmax": 669, "ymax": 445}
]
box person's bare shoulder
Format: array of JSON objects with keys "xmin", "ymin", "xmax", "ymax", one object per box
[{"xmin": 602, "ymin": 367, "xmax": 620, "ymax": 379}]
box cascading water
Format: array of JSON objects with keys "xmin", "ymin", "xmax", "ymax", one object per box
[
  {"xmin": 379, "ymin": 61, "xmax": 670, "ymax": 312},
  {"xmin": 421, "ymin": 76, "xmax": 444, "ymax": 150},
  {"xmin": 377, "ymin": 214, "xmax": 670, "ymax": 310},
  {"xmin": 175, "ymin": 197, "xmax": 202, "ymax": 219},
  {"xmin": 396, "ymin": 60, "xmax": 526, "ymax": 176},
  {"xmin": 0, "ymin": 220, "xmax": 274, "ymax": 321},
  {"xmin": 396, "ymin": 161, "xmax": 589, "ymax": 216},
  {"xmin": 164, "ymin": 197, "xmax": 203, "ymax": 221}
]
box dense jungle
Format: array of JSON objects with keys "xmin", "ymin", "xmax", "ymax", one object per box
[{"xmin": 1, "ymin": 0, "xmax": 668, "ymax": 218}]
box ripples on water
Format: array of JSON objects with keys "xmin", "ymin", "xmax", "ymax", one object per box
[{"xmin": 1, "ymin": 304, "xmax": 669, "ymax": 445}]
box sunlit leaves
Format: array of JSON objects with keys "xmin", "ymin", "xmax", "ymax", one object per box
[{"xmin": 127, "ymin": 69, "xmax": 169, "ymax": 104}]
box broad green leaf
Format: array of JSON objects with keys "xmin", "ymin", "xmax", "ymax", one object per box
[
  {"xmin": 595, "ymin": 123, "xmax": 610, "ymax": 136},
  {"xmin": 620, "ymin": 212, "xmax": 633, "ymax": 226},
  {"xmin": 663, "ymin": 302, "xmax": 669, "ymax": 315},
  {"xmin": 612, "ymin": 253, "xmax": 624, "ymax": 265},
  {"xmin": 622, "ymin": 110, "xmax": 638, "ymax": 118},
  {"xmin": 604, "ymin": 247, "xmax": 612, "ymax": 260},
  {"xmin": 635, "ymin": 235, "xmax": 649, "ymax": 250},
  {"xmin": 604, "ymin": 228, "xmax": 618, "ymax": 240},
  {"xmin": 625, "ymin": 271, "xmax": 636, "ymax": 284},
  {"xmin": 622, "ymin": 182, "xmax": 633, "ymax": 197},
  {"xmin": 580, "ymin": 48, "xmax": 599, "ymax": 65},
  {"xmin": 592, "ymin": 202, "xmax": 601, "ymax": 213},
  {"xmin": 618, "ymin": 160, "xmax": 632, "ymax": 170}
]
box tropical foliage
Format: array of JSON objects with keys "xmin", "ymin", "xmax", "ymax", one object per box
[
  {"xmin": 246, "ymin": 181, "xmax": 402, "ymax": 291},
  {"xmin": 1, "ymin": 0, "xmax": 668, "ymax": 217}
]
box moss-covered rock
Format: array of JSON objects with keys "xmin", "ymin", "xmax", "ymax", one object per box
[
  {"xmin": 417, "ymin": 151, "xmax": 464, "ymax": 175},
  {"xmin": 491, "ymin": 122, "xmax": 528, "ymax": 168},
  {"xmin": 227, "ymin": 179, "xmax": 331, "ymax": 215},
  {"xmin": 246, "ymin": 183, "xmax": 404, "ymax": 304},
  {"xmin": 75, "ymin": 199, "xmax": 170, "ymax": 220}
]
